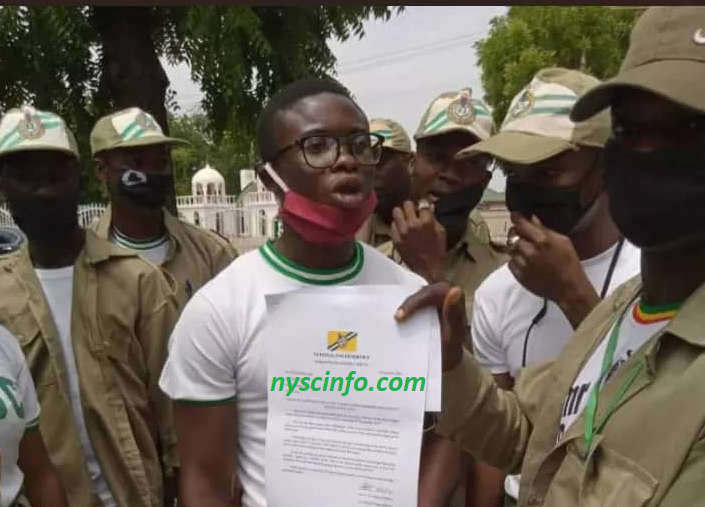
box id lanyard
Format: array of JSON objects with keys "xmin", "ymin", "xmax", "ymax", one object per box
[{"xmin": 583, "ymin": 301, "xmax": 645, "ymax": 457}]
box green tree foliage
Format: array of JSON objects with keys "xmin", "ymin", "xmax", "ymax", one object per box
[
  {"xmin": 0, "ymin": 6, "xmax": 401, "ymax": 202},
  {"xmin": 168, "ymin": 113, "xmax": 255, "ymax": 196},
  {"xmin": 475, "ymin": 6, "xmax": 642, "ymax": 125}
]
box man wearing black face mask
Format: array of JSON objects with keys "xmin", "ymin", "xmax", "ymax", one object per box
[
  {"xmin": 0, "ymin": 106, "xmax": 180, "ymax": 507},
  {"xmin": 396, "ymin": 7, "xmax": 705, "ymax": 506},
  {"xmin": 90, "ymin": 107, "xmax": 237, "ymax": 308},
  {"xmin": 379, "ymin": 90, "xmax": 506, "ymax": 507},
  {"xmin": 454, "ymin": 68, "xmax": 641, "ymax": 507},
  {"xmin": 380, "ymin": 89, "xmax": 505, "ymax": 302}
]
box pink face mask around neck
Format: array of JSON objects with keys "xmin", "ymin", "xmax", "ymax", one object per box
[{"xmin": 262, "ymin": 163, "xmax": 377, "ymax": 246}]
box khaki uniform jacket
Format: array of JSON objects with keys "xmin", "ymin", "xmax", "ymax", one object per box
[
  {"xmin": 356, "ymin": 213, "xmax": 393, "ymax": 248},
  {"xmin": 437, "ymin": 276, "xmax": 705, "ymax": 507},
  {"xmin": 93, "ymin": 206, "xmax": 238, "ymax": 309},
  {"xmin": 0, "ymin": 231, "xmax": 179, "ymax": 507},
  {"xmin": 379, "ymin": 212, "xmax": 507, "ymax": 314}
]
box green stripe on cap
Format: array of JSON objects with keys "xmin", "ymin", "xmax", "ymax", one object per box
[
  {"xmin": 425, "ymin": 117, "xmax": 451, "ymax": 134},
  {"xmin": 528, "ymin": 107, "xmax": 573, "ymax": 116},
  {"xmin": 40, "ymin": 121, "xmax": 62, "ymax": 129},
  {"xmin": 120, "ymin": 121, "xmax": 140, "ymax": 140},
  {"xmin": 0, "ymin": 127, "xmax": 19, "ymax": 150},
  {"xmin": 3, "ymin": 135, "xmax": 25, "ymax": 151},
  {"xmin": 473, "ymin": 107, "xmax": 491, "ymax": 117},
  {"xmin": 373, "ymin": 129, "xmax": 394, "ymax": 138},
  {"xmin": 124, "ymin": 127, "xmax": 146, "ymax": 141},
  {"xmin": 534, "ymin": 94, "xmax": 577, "ymax": 102},
  {"xmin": 424, "ymin": 109, "xmax": 447, "ymax": 131}
]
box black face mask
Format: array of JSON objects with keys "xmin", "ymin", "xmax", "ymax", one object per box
[
  {"xmin": 118, "ymin": 169, "xmax": 172, "ymax": 209},
  {"xmin": 433, "ymin": 183, "xmax": 485, "ymax": 232},
  {"xmin": 505, "ymin": 180, "xmax": 593, "ymax": 236},
  {"xmin": 8, "ymin": 197, "xmax": 78, "ymax": 245},
  {"xmin": 602, "ymin": 138, "xmax": 705, "ymax": 250}
]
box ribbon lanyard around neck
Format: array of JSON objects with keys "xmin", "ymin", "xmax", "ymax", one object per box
[{"xmin": 583, "ymin": 299, "xmax": 645, "ymax": 458}]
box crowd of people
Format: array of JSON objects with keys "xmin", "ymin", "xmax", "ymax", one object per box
[{"xmin": 0, "ymin": 5, "xmax": 702, "ymax": 507}]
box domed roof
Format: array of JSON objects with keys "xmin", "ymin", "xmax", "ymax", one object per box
[{"xmin": 192, "ymin": 164, "xmax": 225, "ymax": 186}]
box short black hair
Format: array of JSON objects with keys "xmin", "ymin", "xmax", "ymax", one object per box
[{"xmin": 256, "ymin": 78, "xmax": 364, "ymax": 162}]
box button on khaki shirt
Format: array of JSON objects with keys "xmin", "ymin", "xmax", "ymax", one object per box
[
  {"xmin": 0, "ymin": 231, "xmax": 179, "ymax": 507},
  {"xmin": 438, "ymin": 276, "xmax": 705, "ymax": 507},
  {"xmin": 92, "ymin": 206, "xmax": 238, "ymax": 309}
]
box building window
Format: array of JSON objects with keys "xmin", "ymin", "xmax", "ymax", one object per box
[{"xmin": 259, "ymin": 210, "xmax": 267, "ymax": 236}]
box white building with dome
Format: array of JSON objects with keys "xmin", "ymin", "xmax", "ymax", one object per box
[{"xmin": 175, "ymin": 164, "xmax": 279, "ymax": 251}]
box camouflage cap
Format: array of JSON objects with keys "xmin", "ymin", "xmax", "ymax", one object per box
[
  {"xmin": 90, "ymin": 107, "xmax": 187, "ymax": 155},
  {"xmin": 458, "ymin": 68, "xmax": 611, "ymax": 164},
  {"xmin": 572, "ymin": 7, "xmax": 705, "ymax": 121},
  {"xmin": 369, "ymin": 118, "xmax": 411, "ymax": 153},
  {"xmin": 414, "ymin": 88, "xmax": 495, "ymax": 142},
  {"xmin": 0, "ymin": 106, "xmax": 79, "ymax": 159}
]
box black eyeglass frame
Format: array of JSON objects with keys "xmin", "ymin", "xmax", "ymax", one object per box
[{"xmin": 271, "ymin": 132, "xmax": 386, "ymax": 169}]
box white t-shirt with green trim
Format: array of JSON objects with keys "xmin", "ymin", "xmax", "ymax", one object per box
[
  {"xmin": 159, "ymin": 240, "xmax": 425, "ymax": 507},
  {"xmin": 0, "ymin": 324, "xmax": 40, "ymax": 507}
]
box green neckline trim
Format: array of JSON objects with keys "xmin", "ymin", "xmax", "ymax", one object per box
[
  {"xmin": 259, "ymin": 240, "xmax": 364, "ymax": 285},
  {"xmin": 637, "ymin": 299, "xmax": 683, "ymax": 315},
  {"xmin": 112, "ymin": 227, "xmax": 169, "ymax": 250},
  {"xmin": 175, "ymin": 396, "xmax": 236, "ymax": 407}
]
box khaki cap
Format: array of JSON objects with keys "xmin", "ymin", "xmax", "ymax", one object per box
[
  {"xmin": 0, "ymin": 106, "xmax": 79, "ymax": 159},
  {"xmin": 90, "ymin": 107, "xmax": 187, "ymax": 155},
  {"xmin": 415, "ymin": 88, "xmax": 495, "ymax": 142},
  {"xmin": 458, "ymin": 68, "xmax": 610, "ymax": 165},
  {"xmin": 572, "ymin": 7, "xmax": 705, "ymax": 121},
  {"xmin": 369, "ymin": 118, "xmax": 411, "ymax": 153}
]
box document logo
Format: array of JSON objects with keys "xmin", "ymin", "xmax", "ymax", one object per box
[{"xmin": 326, "ymin": 331, "xmax": 358, "ymax": 353}]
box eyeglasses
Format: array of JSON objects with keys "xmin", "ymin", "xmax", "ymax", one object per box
[{"xmin": 273, "ymin": 132, "xmax": 385, "ymax": 169}]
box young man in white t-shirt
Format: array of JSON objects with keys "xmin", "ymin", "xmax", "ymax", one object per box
[
  {"xmin": 0, "ymin": 323, "xmax": 67, "ymax": 507},
  {"xmin": 452, "ymin": 68, "xmax": 642, "ymax": 507},
  {"xmin": 159, "ymin": 79, "xmax": 428, "ymax": 507}
]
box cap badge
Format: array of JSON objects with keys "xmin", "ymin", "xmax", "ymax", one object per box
[
  {"xmin": 508, "ymin": 88, "xmax": 535, "ymax": 121},
  {"xmin": 16, "ymin": 111, "xmax": 45, "ymax": 140},
  {"xmin": 694, "ymin": 28, "xmax": 705, "ymax": 45},
  {"xmin": 447, "ymin": 88, "xmax": 476, "ymax": 125},
  {"xmin": 135, "ymin": 111, "xmax": 160, "ymax": 132}
]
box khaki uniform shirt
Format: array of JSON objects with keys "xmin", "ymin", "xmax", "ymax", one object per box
[
  {"xmin": 0, "ymin": 231, "xmax": 179, "ymax": 507},
  {"xmin": 438, "ymin": 276, "xmax": 705, "ymax": 507},
  {"xmin": 356, "ymin": 213, "xmax": 393, "ymax": 248},
  {"xmin": 93, "ymin": 206, "xmax": 238, "ymax": 309},
  {"xmin": 379, "ymin": 212, "xmax": 507, "ymax": 315}
]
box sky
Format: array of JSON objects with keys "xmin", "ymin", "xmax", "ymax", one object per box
[{"xmin": 163, "ymin": 6, "xmax": 509, "ymax": 190}]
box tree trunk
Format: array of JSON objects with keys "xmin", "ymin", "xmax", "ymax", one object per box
[{"xmin": 93, "ymin": 6, "xmax": 178, "ymax": 216}]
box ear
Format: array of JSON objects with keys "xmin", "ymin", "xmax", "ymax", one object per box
[
  {"xmin": 256, "ymin": 162, "xmax": 283, "ymax": 201},
  {"xmin": 93, "ymin": 156, "xmax": 108, "ymax": 184},
  {"xmin": 480, "ymin": 166, "xmax": 492, "ymax": 188},
  {"xmin": 407, "ymin": 153, "xmax": 416, "ymax": 176}
]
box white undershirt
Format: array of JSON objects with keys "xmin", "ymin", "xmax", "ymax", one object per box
[
  {"xmin": 35, "ymin": 267, "xmax": 116, "ymax": 507},
  {"xmin": 557, "ymin": 299, "xmax": 674, "ymax": 441}
]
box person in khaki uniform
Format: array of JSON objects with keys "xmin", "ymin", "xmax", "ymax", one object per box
[
  {"xmin": 379, "ymin": 90, "xmax": 506, "ymax": 309},
  {"xmin": 397, "ymin": 6, "xmax": 705, "ymax": 507},
  {"xmin": 356, "ymin": 118, "xmax": 413, "ymax": 247},
  {"xmin": 379, "ymin": 91, "xmax": 506, "ymax": 507},
  {"xmin": 460, "ymin": 68, "xmax": 641, "ymax": 507},
  {"xmin": 89, "ymin": 107, "xmax": 237, "ymax": 309},
  {"xmin": 0, "ymin": 106, "xmax": 179, "ymax": 507}
]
